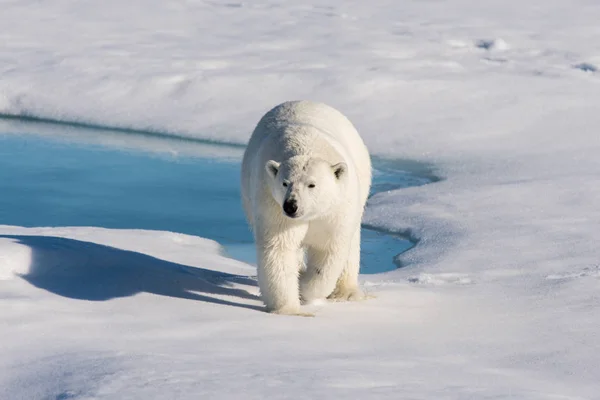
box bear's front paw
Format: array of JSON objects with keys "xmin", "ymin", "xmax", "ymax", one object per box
[
  {"xmin": 268, "ymin": 306, "xmax": 315, "ymax": 317},
  {"xmin": 327, "ymin": 287, "xmax": 371, "ymax": 302}
]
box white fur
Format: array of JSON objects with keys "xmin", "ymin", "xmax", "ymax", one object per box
[{"xmin": 241, "ymin": 100, "xmax": 372, "ymax": 315}]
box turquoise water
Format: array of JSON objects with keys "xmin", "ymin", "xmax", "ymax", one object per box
[{"xmin": 0, "ymin": 119, "xmax": 428, "ymax": 274}]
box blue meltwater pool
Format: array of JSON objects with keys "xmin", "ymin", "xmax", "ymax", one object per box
[{"xmin": 0, "ymin": 118, "xmax": 431, "ymax": 274}]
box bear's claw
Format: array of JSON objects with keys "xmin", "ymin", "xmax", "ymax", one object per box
[
  {"xmin": 268, "ymin": 306, "xmax": 315, "ymax": 317},
  {"xmin": 327, "ymin": 287, "xmax": 372, "ymax": 302}
]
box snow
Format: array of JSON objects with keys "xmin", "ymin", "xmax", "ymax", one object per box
[{"xmin": 2, "ymin": 0, "xmax": 600, "ymax": 399}]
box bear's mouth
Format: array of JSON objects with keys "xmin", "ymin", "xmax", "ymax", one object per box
[
  {"xmin": 284, "ymin": 210, "xmax": 300, "ymax": 219},
  {"xmin": 283, "ymin": 206, "xmax": 305, "ymax": 219}
]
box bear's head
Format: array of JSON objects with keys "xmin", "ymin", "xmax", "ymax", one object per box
[{"xmin": 265, "ymin": 155, "xmax": 347, "ymax": 220}]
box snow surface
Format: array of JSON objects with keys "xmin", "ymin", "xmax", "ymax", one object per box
[{"xmin": 2, "ymin": 0, "xmax": 600, "ymax": 399}]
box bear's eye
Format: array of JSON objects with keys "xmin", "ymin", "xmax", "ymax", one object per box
[
  {"xmin": 282, "ymin": 182, "xmax": 288, "ymax": 187},
  {"xmin": 308, "ymin": 183, "xmax": 316, "ymax": 189}
]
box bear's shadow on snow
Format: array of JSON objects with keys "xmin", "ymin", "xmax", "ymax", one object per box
[{"xmin": 1, "ymin": 235, "xmax": 261, "ymax": 311}]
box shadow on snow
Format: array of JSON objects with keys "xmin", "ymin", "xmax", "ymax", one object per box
[{"xmin": 1, "ymin": 235, "xmax": 261, "ymax": 311}]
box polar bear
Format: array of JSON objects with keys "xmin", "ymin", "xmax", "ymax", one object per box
[{"xmin": 241, "ymin": 100, "xmax": 372, "ymax": 315}]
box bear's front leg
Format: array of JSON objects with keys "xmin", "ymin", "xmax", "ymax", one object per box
[
  {"xmin": 300, "ymin": 242, "xmax": 348, "ymax": 304},
  {"xmin": 256, "ymin": 231, "xmax": 302, "ymax": 315}
]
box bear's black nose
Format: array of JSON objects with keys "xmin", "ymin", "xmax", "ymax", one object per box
[{"xmin": 283, "ymin": 200, "xmax": 298, "ymax": 216}]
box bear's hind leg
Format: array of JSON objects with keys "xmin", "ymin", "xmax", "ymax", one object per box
[{"xmin": 300, "ymin": 243, "xmax": 347, "ymax": 304}]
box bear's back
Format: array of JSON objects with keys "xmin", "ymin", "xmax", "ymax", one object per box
[
  {"xmin": 251, "ymin": 101, "xmax": 360, "ymax": 153},
  {"xmin": 247, "ymin": 100, "xmax": 370, "ymax": 176}
]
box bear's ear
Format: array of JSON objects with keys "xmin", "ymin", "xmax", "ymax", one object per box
[
  {"xmin": 332, "ymin": 162, "xmax": 347, "ymax": 180},
  {"xmin": 265, "ymin": 160, "xmax": 280, "ymax": 179}
]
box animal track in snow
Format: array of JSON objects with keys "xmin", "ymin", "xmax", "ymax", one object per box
[
  {"xmin": 407, "ymin": 273, "xmax": 473, "ymax": 286},
  {"xmin": 475, "ymin": 38, "xmax": 509, "ymax": 51},
  {"xmin": 546, "ymin": 265, "xmax": 600, "ymax": 281},
  {"xmin": 573, "ymin": 62, "xmax": 597, "ymax": 73}
]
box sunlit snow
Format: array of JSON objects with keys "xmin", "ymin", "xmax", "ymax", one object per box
[{"xmin": 1, "ymin": 1, "xmax": 600, "ymax": 399}]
